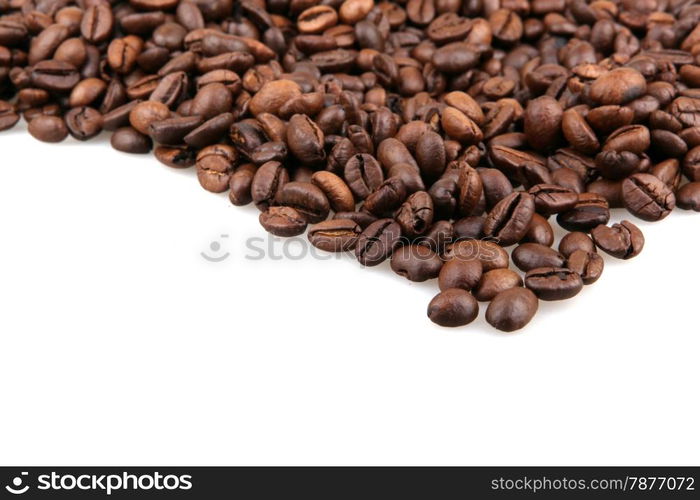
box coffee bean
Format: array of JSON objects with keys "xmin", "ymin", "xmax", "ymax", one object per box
[
  {"xmin": 474, "ymin": 269, "xmax": 523, "ymax": 302},
  {"xmin": 524, "ymin": 96, "xmax": 563, "ymax": 152},
  {"xmin": 428, "ymin": 289, "xmax": 479, "ymax": 327},
  {"xmin": 456, "ymin": 163, "xmax": 484, "ymax": 217},
  {"xmin": 528, "ymin": 184, "xmax": 578, "ymax": 215},
  {"xmin": 441, "ymin": 107, "xmax": 483, "ymax": 145},
  {"xmin": 229, "ymin": 163, "xmax": 257, "ymax": 206},
  {"xmin": 308, "ymin": 219, "xmax": 362, "ymax": 252},
  {"xmin": 444, "ymin": 239, "xmax": 509, "ymax": 272},
  {"xmin": 298, "ymin": 6, "xmax": 338, "ymax": 34},
  {"xmin": 566, "ymin": 250, "xmax": 604, "ymax": 285},
  {"xmin": 190, "ymin": 83, "xmax": 232, "ymax": 120},
  {"xmin": 81, "ymin": 4, "xmax": 114, "ymax": 44},
  {"xmin": 682, "ymin": 146, "xmax": 700, "ymax": 182},
  {"xmin": 391, "ymin": 244, "xmax": 443, "ymax": 282},
  {"xmin": 129, "ymin": 101, "xmax": 171, "ymax": 135},
  {"xmin": 276, "ymin": 181, "xmax": 330, "ymax": 223},
  {"xmin": 558, "ymin": 231, "xmax": 596, "ymax": 258},
  {"xmin": 562, "ymin": 108, "xmax": 599, "ymax": 155},
  {"xmin": 415, "ymin": 131, "xmax": 446, "ymax": 181},
  {"xmin": 196, "ymin": 144, "xmax": 237, "ymax": 193},
  {"xmin": 556, "ymin": 193, "xmax": 610, "ymax": 232},
  {"xmin": 110, "ymin": 127, "xmax": 152, "ymax": 154},
  {"xmin": 483, "ymin": 192, "xmax": 535, "ymax": 246},
  {"xmin": 28, "ymin": 115, "xmax": 68, "ymax": 143},
  {"xmin": 344, "ymin": 153, "xmax": 384, "ymax": 200},
  {"xmin": 362, "ymin": 177, "xmax": 407, "ymax": 216},
  {"xmin": 438, "ymin": 258, "xmax": 482, "ymax": 292},
  {"xmin": 591, "ymin": 221, "xmax": 644, "ymax": 259},
  {"xmin": 512, "ymin": 243, "xmax": 565, "ymax": 272},
  {"xmin": 154, "ymin": 145, "xmax": 197, "ymax": 168},
  {"xmin": 356, "ymin": 218, "xmax": 402, "ymax": 266},
  {"xmin": 453, "ymin": 216, "xmax": 485, "ymax": 240},
  {"xmin": 522, "ymin": 213, "xmax": 554, "ymax": 247},
  {"xmin": 287, "ymin": 114, "xmax": 326, "ymax": 165},
  {"xmin": 103, "ymin": 101, "xmax": 141, "ymax": 131},
  {"xmin": 149, "ymin": 115, "xmax": 204, "ymax": 145},
  {"xmin": 259, "ymin": 206, "xmax": 308, "ymax": 237},
  {"xmin": 525, "ymin": 267, "xmax": 583, "ymax": 301},
  {"xmin": 621, "ymin": 173, "xmax": 676, "ymax": 222},
  {"xmin": 184, "ymin": 113, "xmax": 234, "ymax": 148},
  {"xmin": 486, "ymin": 288, "xmax": 538, "ymax": 332},
  {"xmin": 602, "ymin": 125, "xmax": 650, "ymax": 155},
  {"xmin": 395, "ymin": 191, "xmax": 434, "ymax": 238},
  {"xmin": 64, "ymin": 107, "xmax": 103, "ymax": 141},
  {"xmin": 31, "ymin": 60, "xmax": 80, "ymax": 92},
  {"xmin": 589, "ymin": 68, "xmax": 647, "ymax": 105},
  {"xmin": 309, "ymin": 171, "xmax": 355, "ymax": 213},
  {"xmin": 0, "ymin": 100, "xmax": 20, "ymax": 131},
  {"xmin": 676, "ymin": 182, "xmax": 700, "ymax": 211}
]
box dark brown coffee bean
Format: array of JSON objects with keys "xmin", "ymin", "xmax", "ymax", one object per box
[
  {"xmin": 298, "ymin": 6, "xmax": 338, "ymax": 34},
  {"xmin": 438, "ymin": 258, "xmax": 482, "ymax": 292},
  {"xmin": 395, "ymin": 191, "xmax": 434, "ymax": 238},
  {"xmin": 276, "ymin": 181, "xmax": 330, "ymax": 223},
  {"xmin": 428, "ymin": 288, "xmax": 479, "ymax": 327},
  {"xmin": 111, "ymin": 127, "xmax": 152, "ymax": 154},
  {"xmin": 31, "ymin": 60, "xmax": 79, "ymax": 92},
  {"xmin": 669, "ymin": 96, "xmax": 700, "ymax": 128},
  {"xmin": 154, "ymin": 145, "xmax": 197, "ymax": 168},
  {"xmin": 308, "ymin": 219, "xmax": 362, "ymax": 251},
  {"xmin": 558, "ymin": 231, "xmax": 596, "ymax": 258},
  {"xmin": 81, "ymin": 4, "xmax": 114, "ymax": 44},
  {"xmin": 483, "ymin": 192, "xmax": 535, "ymax": 246},
  {"xmin": 602, "ymin": 125, "xmax": 650, "ymax": 155},
  {"xmin": 69, "ymin": 78, "xmax": 107, "ymax": 108},
  {"xmin": 415, "ymin": 130, "xmax": 446, "ymax": 180},
  {"xmin": 521, "ymin": 214, "xmax": 553, "ymax": 247},
  {"xmin": 356, "ymin": 218, "xmax": 402, "ymax": 266},
  {"xmin": 310, "ymin": 171, "xmax": 355, "ymax": 213},
  {"xmin": 591, "ymin": 221, "xmax": 644, "ymax": 260},
  {"xmin": 589, "ymin": 68, "xmax": 647, "ymax": 105},
  {"xmin": 259, "ymin": 206, "xmax": 308, "ymax": 237},
  {"xmin": 453, "ymin": 216, "xmax": 485, "ymax": 240},
  {"xmin": 444, "ymin": 240, "xmax": 509, "ymax": 272},
  {"xmin": 196, "ymin": 144, "xmax": 237, "ymax": 193},
  {"xmin": 683, "ymin": 146, "xmax": 700, "ymax": 182},
  {"xmin": 486, "ymin": 288, "xmax": 538, "ymax": 332},
  {"xmin": 0, "ymin": 100, "xmax": 20, "ymax": 131},
  {"xmin": 456, "ymin": 164, "xmax": 483, "ymax": 217},
  {"xmin": 524, "ymin": 96, "xmax": 563, "ymax": 152},
  {"xmin": 621, "ymin": 173, "xmax": 675, "ymax": 222},
  {"xmin": 28, "ymin": 115, "xmax": 68, "ymax": 143},
  {"xmin": 556, "ymin": 192, "xmax": 610, "ymax": 232},
  {"xmin": 512, "ymin": 243, "xmax": 565, "ymax": 272},
  {"xmin": 363, "ymin": 177, "xmax": 407, "ymax": 216},
  {"xmin": 228, "ymin": 163, "xmax": 257, "ymax": 206},
  {"xmin": 562, "ymin": 108, "xmax": 599, "ymax": 155},
  {"xmin": 129, "ymin": 101, "xmax": 171, "ymax": 135},
  {"xmin": 566, "ymin": 250, "xmax": 604, "ymax": 285},
  {"xmin": 344, "ymin": 153, "xmax": 384, "ymax": 200},
  {"xmin": 391, "ymin": 244, "xmax": 443, "ymax": 282},
  {"xmin": 190, "ymin": 83, "xmax": 232, "ymax": 120},
  {"xmin": 528, "ymin": 184, "xmax": 578, "ymax": 215},
  {"xmin": 474, "ymin": 269, "xmax": 523, "ymax": 302},
  {"xmin": 525, "ymin": 267, "xmax": 583, "ymax": 301},
  {"xmin": 64, "ymin": 107, "xmax": 103, "ymax": 141},
  {"xmin": 441, "ymin": 107, "xmax": 483, "ymax": 145},
  {"xmin": 149, "ymin": 115, "xmax": 204, "ymax": 145},
  {"xmin": 286, "ymin": 114, "xmax": 325, "ymax": 165},
  {"xmin": 103, "ymin": 101, "xmax": 141, "ymax": 131},
  {"xmin": 676, "ymin": 182, "xmax": 700, "ymax": 212}
]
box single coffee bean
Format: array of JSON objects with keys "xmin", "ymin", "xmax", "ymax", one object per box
[
  {"xmin": 427, "ymin": 289, "xmax": 479, "ymax": 327},
  {"xmin": 184, "ymin": 113, "xmax": 234, "ymax": 148},
  {"xmin": 525, "ymin": 267, "xmax": 584, "ymax": 301},
  {"xmin": 589, "ymin": 68, "xmax": 647, "ymax": 105},
  {"xmin": 522, "ymin": 213, "xmax": 554, "ymax": 247},
  {"xmin": 250, "ymin": 141, "xmax": 288, "ymax": 165},
  {"xmin": 356, "ymin": 218, "xmax": 402, "ymax": 266},
  {"xmin": 129, "ymin": 101, "xmax": 171, "ymax": 135},
  {"xmin": 110, "ymin": 127, "xmax": 152, "ymax": 154},
  {"xmin": 190, "ymin": 83, "xmax": 232, "ymax": 119},
  {"xmin": 524, "ymin": 96, "xmax": 563, "ymax": 152},
  {"xmin": 438, "ymin": 258, "xmax": 482, "ymax": 292},
  {"xmin": 566, "ymin": 250, "xmax": 604, "ymax": 285},
  {"xmin": 512, "ymin": 243, "xmax": 565, "ymax": 272},
  {"xmin": 676, "ymin": 182, "xmax": 700, "ymax": 211},
  {"xmin": 453, "ymin": 216, "xmax": 485, "ymax": 240},
  {"xmin": 528, "ymin": 184, "xmax": 579, "ymax": 215},
  {"xmin": 344, "ymin": 153, "xmax": 384, "ymax": 200},
  {"xmin": 64, "ymin": 107, "xmax": 103, "ymax": 141},
  {"xmin": 561, "ymin": 108, "xmax": 599, "ymax": 155},
  {"xmin": 81, "ymin": 4, "xmax": 114, "ymax": 44},
  {"xmin": 31, "ymin": 60, "xmax": 80, "ymax": 92},
  {"xmin": 310, "ymin": 171, "xmax": 355, "ymax": 213},
  {"xmin": 441, "ymin": 106, "xmax": 483, "ymax": 145},
  {"xmin": 259, "ymin": 206, "xmax": 308, "ymax": 237},
  {"xmin": 456, "ymin": 163, "xmax": 484, "ymax": 216},
  {"xmin": 251, "ymin": 161, "xmax": 289, "ymax": 211},
  {"xmin": 602, "ymin": 125, "xmax": 650, "ymax": 155},
  {"xmin": 0, "ymin": 101, "xmax": 20, "ymax": 131},
  {"xmin": 474, "ymin": 269, "xmax": 524, "ymax": 302},
  {"xmin": 149, "ymin": 115, "xmax": 204, "ymax": 145},
  {"xmin": 415, "ymin": 130, "xmax": 446, "ymax": 181},
  {"xmin": 154, "ymin": 145, "xmax": 197, "ymax": 168},
  {"xmin": 103, "ymin": 101, "xmax": 141, "ymax": 131},
  {"xmin": 621, "ymin": 173, "xmax": 676, "ymax": 222},
  {"xmin": 483, "ymin": 192, "xmax": 535, "ymax": 246},
  {"xmin": 28, "ymin": 115, "xmax": 68, "ymax": 143},
  {"xmin": 591, "ymin": 221, "xmax": 644, "ymax": 259},
  {"xmin": 558, "ymin": 231, "xmax": 596, "ymax": 258},
  {"xmin": 229, "ymin": 163, "xmax": 257, "ymax": 207},
  {"xmin": 308, "ymin": 219, "xmax": 362, "ymax": 252},
  {"xmin": 287, "ymin": 113, "xmax": 326, "ymax": 165},
  {"xmin": 391, "ymin": 244, "xmax": 443, "ymax": 282},
  {"xmin": 196, "ymin": 144, "xmax": 237, "ymax": 193},
  {"xmin": 276, "ymin": 181, "xmax": 330, "ymax": 223},
  {"xmin": 479, "ymin": 168, "xmax": 513, "ymax": 209},
  {"xmin": 444, "ymin": 240, "xmax": 509, "ymax": 272},
  {"xmin": 395, "ymin": 190, "xmax": 434, "ymax": 238},
  {"xmin": 363, "ymin": 177, "xmax": 407, "ymax": 216},
  {"xmin": 556, "ymin": 193, "xmax": 610, "ymax": 232},
  {"xmin": 418, "ymin": 220, "xmax": 454, "ymax": 254},
  {"xmin": 486, "ymin": 288, "xmax": 538, "ymax": 332}
]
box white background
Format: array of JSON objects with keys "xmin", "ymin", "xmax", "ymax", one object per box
[{"xmin": 1, "ymin": 122, "xmax": 698, "ymax": 466}]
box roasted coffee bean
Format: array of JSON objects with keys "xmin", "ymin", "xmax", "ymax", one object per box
[
  {"xmin": 419, "ymin": 220, "xmax": 454, "ymax": 254},
  {"xmin": 453, "ymin": 216, "xmax": 485, "ymax": 240},
  {"xmin": 31, "ymin": 60, "xmax": 80, "ymax": 92},
  {"xmin": 558, "ymin": 231, "xmax": 596, "ymax": 258},
  {"xmin": 524, "ymin": 96, "xmax": 562, "ymax": 152},
  {"xmin": 525, "ymin": 267, "xmax": 583, "ymax": 301},
  {"xmin": 190, "ymin": 83, "xmax": 232, "ymax": 120},
  {"xmin": 561, "ymin": 108, "xmax": 599, "ymax": 155},
  {"xmin": 0, "ymin": 101, "xmax": 20, "ymax": 131},
  {"xmin": 441, "ymin": 107, "xmax": 483, "ymax": 145},
  {"xmin": 479, "ymin": 168, "xmax": 513, "ymax": 210},
  {"xmin": 483, "ymin": 192, "xmax": 535, "ymax": 246},
  {"xmin": 427, "ymin": 289, "xmax": 479, "ymax": 327},
  {"xmin": 362, "ymin": 177, "xmax": 407, "ymax": 216},
  {"xmin": 474, "ymin": 269, "xmax": 524, "ymax": 303},
  {"xmin": 310, "ymin": 171, "xmax": 355, "ymax": 213},
  {"xmin": 589, "ymin": 68, "xmax": 647, "ymax": 105},
  {"xmin": 676, "ymin": 183, "xmax": 700, "ymax": 212},
  {"xmin": 308, "ymin": 219, "xmax": 362, "ymax": 252},
  {"xmin": 512, "ymin": 243, "xmax": 565, "ymax": 272},
  {"xmin": 228, "ymin": 163, "xmax": 257, "ymax": 206},
  {"xmin": 259, "ymin": 206, "xmax": 308, "ymax": 237},
  {"xmin": 444, "ymin": 240, "xmax": 509, "ymax": 272},
  {"xmin": 344, "ymin": 153, "xmax": 384, "ymax": 200},
  {"xmin": 566, "ymin": 250, "xmax": 604, "ymax": 285},
  {"xmin": 129, "ymin": 101, "xmax": 171, "ymax": 135},
  {"xmin": 415, "ymin": 130, "xmax": 446, "ymax": 180},
  {"xmin": 486, "ymin": 288, "xmax": 538, "ymax": 332},
  {"xmin": 356, "ymin": 218, "xmax": 402, "ymax": 267},
  {"xmin": 528, "ymin": 184, "xmax": 578, "ymax": 215},
  {"xmin": 391, "ymin": 245, "xmax": 443, "ymax": 282},
  {"xmin": 594, "ymin": 150, "xmax": 643, "ymax": 180},
  {"xmin": 522, "ymin": 213, "xmax": 554, "ymax": 247},
  {"xmin": 395, "ymin": 191, "xmax": 434, "ymax": 238},
  {"xmin": 154, "ymin": 145, "xmax": 197, "ymax": 168},
  {"xmin": 456, "ymin": 164, "xmax": 483, "ymax": 217},
  {"xmin": 81, "ymin": 5, "xmax": 114, "ymax": 44},
  {"xmin": 621, "ymin": 173, "xmax": 675, "ymax": 222},
  {"xmin": 556, "ymin": 193, "xmax": 610, "ymax": 232},
  {"xmin": 602, "ymin": 125, "xmax": 650, "ymax": 155},
  {"xmin": 64, "ymin": 107, "xmax": 103, "ymax": 141},
  {"xmin": 184, "ymin": 113, "xmax": 234, "ymax": 148},
  {"xmin": 103, "ymin": 101, "xmax": 140, "ymax": 131},
  {"xmin": 591, "ymin": 221, "xmax": 644, "ymax": 260},
  {"xmin": 438, "ymin": 258, "xmax": 482, "ymax": 292},
  {"xmin": 196, "ymin": 144, "xmax": 237, "ymax": 193},
  {"xmin": 28, "ymin": 115, "xmax": 68, "ymax": 143},
  {"xmin": 287, "ymin": 114, "xmax": 325, "ymax": 165},
  {"xmin": 276, "ymin": 181, "xmax": 330, "ymax": 223},
  {"xmin": 110, "ymin": 127, "xmax": 152, "ymax": 154},
  {"xmin": 149, "ymin": 116, "xmax": 204, "ymax": 145}
]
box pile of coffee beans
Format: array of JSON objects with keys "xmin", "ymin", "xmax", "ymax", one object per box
[{"xmin": 2, "ymin": 0, "xmax": 700, "ymax": 332}]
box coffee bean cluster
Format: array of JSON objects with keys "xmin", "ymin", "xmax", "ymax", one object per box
[{"xmin": 2, "ymin": 0, "xmax": 700, "ymax": 332}]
